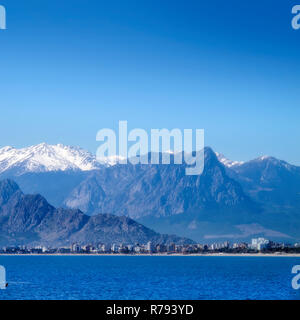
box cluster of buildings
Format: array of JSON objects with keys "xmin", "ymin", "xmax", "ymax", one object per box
[{"xmin": 0, "ymin": 238, "xmax": 299, "ymax": 255}]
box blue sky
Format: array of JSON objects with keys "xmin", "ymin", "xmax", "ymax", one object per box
[{"xmin": 0, "ymin": 0, "xmax": 299, "ymax": 164}]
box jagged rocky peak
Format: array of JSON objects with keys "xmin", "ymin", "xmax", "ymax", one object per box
[{"xmin": 0, "ymin": 179, "xmax": 22, "ymax": 205}]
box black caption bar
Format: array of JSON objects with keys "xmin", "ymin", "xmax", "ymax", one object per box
[{"xmin": 0, "ymin": 300, "xmax": 298, "ymax": 318}]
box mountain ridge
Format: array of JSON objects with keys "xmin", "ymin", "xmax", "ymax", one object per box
[
  {"xmin": 0, "ymin": 179, "xmax": 192, "ymax": 246},
  {"xmin": 1, "ymin": 144, "xmax": 300, "ymax": 242},
  {"xmin": 1, "ymin": 143, "xmax": 299, "ymax": 174},
  {"xmin": 0, "ymin": 143, "xmax": 103, "ymax": 175},
  {"xmin": 64, "ymin": 147, "xmax": 259, "ymax": 218}
]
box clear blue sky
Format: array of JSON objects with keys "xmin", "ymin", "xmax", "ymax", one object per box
[{"xmin": 0, "ymin": 0, "xmax": 299, "ymax": 164}]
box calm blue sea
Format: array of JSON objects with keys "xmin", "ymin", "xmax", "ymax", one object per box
[{"xmin": 0, "ymin": 256, "xmax": 299, "ymax": 300}]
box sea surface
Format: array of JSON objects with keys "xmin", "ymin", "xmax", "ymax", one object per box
[{"xmin": 0, "ymin": 255, "xmax": 300, "ymax": 300}]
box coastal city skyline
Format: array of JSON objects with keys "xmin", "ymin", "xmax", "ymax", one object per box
[{"xmin": 2, "ymin": 237, "xmax": 300, "ymax": 255}]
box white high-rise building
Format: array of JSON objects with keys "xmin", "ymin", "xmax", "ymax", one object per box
[
  {"xmin": 251, "ymin": 238, "xmax": 270, "ymax": 251},
  {"xmin": 146, "ymin": 241, "xmax": 154, "ymax": 253}
]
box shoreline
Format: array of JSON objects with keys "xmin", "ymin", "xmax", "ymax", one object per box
[{"xmin": 1, "ymin": 253, "xmax": 300, "ymax": 257}]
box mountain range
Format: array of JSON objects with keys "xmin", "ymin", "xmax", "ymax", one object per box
[
  {"xmin": 0, "ymin": 179, "xmax": 192, "ymax": 246},
  {"xmin": 0, "ymin": 143, "xmax": 299, "ymax": 243},
  {"xmin": 0, "ymin": 143, "xmax": 102, "ymax": 175}
]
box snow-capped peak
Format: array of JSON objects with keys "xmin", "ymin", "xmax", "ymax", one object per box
[
  {"xmin": 257, "ymin": 155, "xmax": 271, "ymax": 161},
  {"xmin": 215, "ymin": 152, "xmax": 244, "ymax": 168},
  {"xmin": 251, "ymin": 155, "xmax": 295, "ymax": 170},
  {"xmin": 0, "ymin": 143, "xmax": 102, "ymax": 175}
]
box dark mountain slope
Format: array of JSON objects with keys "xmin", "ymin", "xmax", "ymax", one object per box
[{"xmin": 0, "ymin": 180, "xmax": 192, "ymax": 246}]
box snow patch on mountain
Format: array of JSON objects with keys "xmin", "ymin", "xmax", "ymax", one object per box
[
  {"xmin": 96, "ymin": 155, "xmax": 127, "ymax": 166},
  {"xmin": 215, "ymin": 152, "xmax": 244, "ymax": 168}
]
